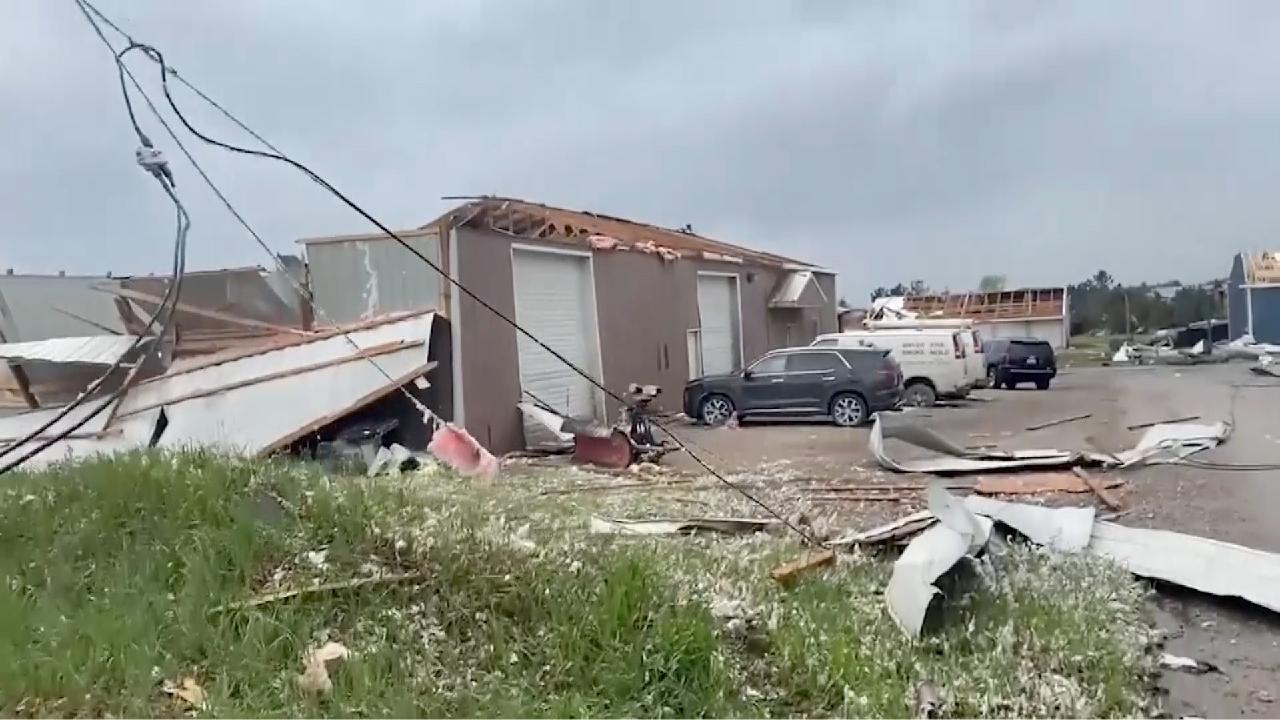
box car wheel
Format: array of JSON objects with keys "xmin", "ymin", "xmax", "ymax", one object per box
[
  {"xmin": 699, "ymin": 394, "xmax": 735, "ymax": 426},
  {"xmin": 987, "ymin": 367, "xmax": 1000, "ymax": 389},
  {"xmin": 903, "ymin": 382, "xmax": 937, "ymax": 407},
  {"xmin": 830, "ymin": 393, "xmax": 868, "ymax": 427},
  {"xmin": 1035, "ymin": 378, "xmax": 1050, "ymax": 390}
]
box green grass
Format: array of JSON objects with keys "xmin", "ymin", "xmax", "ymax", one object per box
[{"xmin": 0, "ymin": 452, "xmax": 1159, "ymax": 717}]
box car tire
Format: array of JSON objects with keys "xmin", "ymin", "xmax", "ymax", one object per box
[
  {"xmin": 830, "ymin": 392, "xmax": 868, "ymax": 427},
  {"xmin": 698, "ymin": 394, "xmax": 735, "ymax": 426},
  {"xmin": 1035, "ymin": 378, "xmax": 1050, "ymax": 390},
  {"xmin": 903, "ymin": 382, "xmax": 937, "ymax": 407},
  {"xmin": 987, "ymin": 367, "xmax": 1000, "ymax": 389}
]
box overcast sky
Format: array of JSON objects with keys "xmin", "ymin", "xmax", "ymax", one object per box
[{"xmin": 4, "ymin": 1, "xmax": 1279, "ymax": 301}]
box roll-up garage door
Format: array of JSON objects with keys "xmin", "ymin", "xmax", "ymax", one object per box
[
  {"xmin": 512, "ymin": 248, "xmax": 602, "ymax": 446},
  {"xmin": 696, "ymin": 274, "xmax": 741, "ymax": 375}
]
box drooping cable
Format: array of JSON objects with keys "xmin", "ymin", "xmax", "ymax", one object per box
[
  {"xmin": 0, "ymin": 185, "xmax": 187, "ymax": 474},
  {"xmin": 72, "ymin": 1, "xmax": 453, "ymax": 443},
  {"xmin": 0, "ymin": 5, "xmax": 190, "ymax": 466},
  {"xmin": 73, "ymin": 0, "xmax": 815, "ymax": 543}
]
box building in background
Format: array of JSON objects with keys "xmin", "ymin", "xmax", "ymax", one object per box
[
  {"xmin": 300, "ymin": 196, "xmax": 838, "ymax": 453},
  {"xmin": 882, "ymin": 288, "xmax": 1071, "ymax": 348},
  {"xmin": 1227, "ymin": 251, "xmax": 1280, "ymax": 343}
]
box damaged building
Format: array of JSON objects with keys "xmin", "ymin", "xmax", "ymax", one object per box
[
  {"xmin": 1227, "ymin": 251, "xmax": 1280, "ymax": 343},
  {"xmin": 882, "ymin": 287, "xmax": 1070, "ymax": 349},
  {"xmin": 300, "ymin": 197, "xmax": 838, "ymax": 453}
]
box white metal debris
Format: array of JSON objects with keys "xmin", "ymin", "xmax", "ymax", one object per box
[
  {"xmin": 871, "ymin": 415, "xmax": 1228, "ymax": 474},
  {"xmin": 885, "ymin": 482, "xmax": 993, "ymax": 637},
  {"xmin": 1158, "ymin": 653, "xmax": 1220, "ymax": 674},
  {"xmin": 871, "ymin": 486, "xmax": 1280, "ymax": 634},
  {"xmin": 113, "ymin": 311, "xmax": 437, "ymax": 455},
  {"xmin": 963, "ymin": 495, "xmax": 1095, "ymax": 552},
  {"xmin": 828, "ymin": 509, "xmax": 936, "ymax": 547},
  {"xmin": 0, "ymin": 397, "xmax": 116, "ymax": 444},
  {"xmin": 1112, "ymin": 421, "xmax": 1232, "ymax": 467},
  {"xmin": 516, "ymin": 402, "xmax": 574, "ymax": 444},
  {"xmin": 588, "ymin": 516, "xmax": 780, "ymax": 536},
  {"xmin": 1088, "ymin": 521, "xmax": 1280, "ymax": 614},
  {"xmin": 870, "ymin": 414, "xmax": 1106, "ymax": 474},
  {"xmin": 14, "ymin": 406, "xmax": 164, "ymax": 470},
  {"xmin": 0, "ymin": 335, "xmax": 146, "ymax": 366}
]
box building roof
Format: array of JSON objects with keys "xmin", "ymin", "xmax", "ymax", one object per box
[
  {"xmin": 0, "ymin": 274, "xmax": 128, "ymax": 341},
  {"xmin": 424, "ymin": 196, "xmax": 821, "ymax": 269},
  {"xmin": 895, "ymin": 287, "xmax": 1068, "ymax": 322},
  {"xmin": 1243, "ymin": 251, "xmax": 1280, "ymax": 284}
]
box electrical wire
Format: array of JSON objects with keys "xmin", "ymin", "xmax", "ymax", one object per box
[
  {"xmin": 72, "ymin": 0, "xmax": 447, "ymax": 439},
  {"xmin": 0, "ymin": 4, "xmax": 190, "ymax": 468},
  {"xmin": 74, "ymin": 0, "xmax": 814, "ymax": 543},
  {"xmin": 0, "ymin": 185, "xmax": 187, "ymax": 474}
]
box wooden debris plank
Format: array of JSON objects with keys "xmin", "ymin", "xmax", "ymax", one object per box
[
  {"xmin": 770, "ymin": 549, "xmax": 836, "ymax": 585},
  {"xmin": 1025, "ymin": 412, "xmax": 1092, "ymax": 432},
  {"xmin": 1072, "ymin": 467, "xmax": 1123, "ymax": 510}
]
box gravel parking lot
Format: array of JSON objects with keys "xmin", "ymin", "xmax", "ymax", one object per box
[{"xmin": 664, "ymin": 363, "xmax": 1280, "ymax": 717}]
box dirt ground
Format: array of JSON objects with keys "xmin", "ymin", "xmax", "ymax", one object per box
[{"xmin": 664, "ymin": 363, "xmax": 1280, "ymax": 717}]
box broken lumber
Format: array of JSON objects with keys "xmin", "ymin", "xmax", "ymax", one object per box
[
  {"xmin": 1072, "ymin": 467, "xmax": 1123, "ymax": 510},
  {"xmin": 770, "ymin": 549, "xmax": 836, "ymax": 584},
  {"xmin": 537, "ymin": 479, "xmax": 694, "ymax": 495},
  {"xmin": 973, "ymin": 471, "xmax": 1114, "ymax": 495},
  {"xmin": 209, "ymin": 572, "xmax": 423, "ymax": 613},
  {"xmin": 1025, "ymin": 412, "xmax": 1092, "ymax": 432},
  {"xmin": 1125, "ymin": 414, "xmax": 1201, "ymax": 430},
  {"xmin": 807, "ymin": 494, "xmax": 912, "ymax": 503}
]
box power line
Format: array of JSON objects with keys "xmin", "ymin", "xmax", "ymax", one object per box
[
  {"xmin": 72, "ymin": 0, "xmax": 445, "ymax": 431},
  {"xmin": 72, "ymin": 0, "xmax": 815, "ymax": 543},
  {"xmin": 0, "ymin": 2, "xmax": 191, "ymax": 470}
]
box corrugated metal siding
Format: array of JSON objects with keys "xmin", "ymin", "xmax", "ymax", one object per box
[
  {"xmin": 1250, "ymin": 287, "xmax": 1280, "ymax": 344},
  {"xmin": 451, "ymin": 227, "xmax": 836, "ymax": 454},
  {"xmin": 305, "ymin": 234, "xmax": 443, "ymax": 326},
  {"xmin": 0, "ymin": 275, "xmax": 125, "ymax": 341},
  {"xmin": 1228, "ymin": 253, "xmax": 1248, "ymax": 340}
]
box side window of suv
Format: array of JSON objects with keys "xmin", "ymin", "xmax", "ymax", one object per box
[
  {"xmin": 787, "ymin": 352, "xmax": 842, "ymax": 373},
  {"xmin": 749, "ymin": 354, "xmax": 787, "ymax": 374}
]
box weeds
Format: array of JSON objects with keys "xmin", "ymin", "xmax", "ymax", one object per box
[{"xmin": 0, "ymin": 452, "xmax": 1157, "ymax": 717}]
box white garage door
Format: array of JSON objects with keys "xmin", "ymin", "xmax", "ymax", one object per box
[
  {"xmin": 696, "ymin": 274, "xmax": 741, "ymax": 376},
  {"xmin": 512, "ymin": 248, "xmax": 602, "ymax": 446}
]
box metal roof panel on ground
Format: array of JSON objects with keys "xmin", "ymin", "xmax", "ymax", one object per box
[{"xmin": 115, "ymin": 311, "xmax": 439, "ymax": 455}]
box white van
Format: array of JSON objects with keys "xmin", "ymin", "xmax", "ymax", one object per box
[
  {"xmin": 811, "ymin": 329, "xmax": 971, "ymax": 406},
  {"xmin": 863, "ymin": 319, "xmax": 986, "ymax": 388}
]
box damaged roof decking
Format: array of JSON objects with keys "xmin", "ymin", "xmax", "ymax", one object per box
[
  {"xmin": 901, "ymin": 287, "xmax": 1067, "ymax": 321},
  {"xmin": 429, "ymin": 196, "xmax": 823, "ymax": 269},
  {"xmin": 1244, "ymin": 251, "xmax": 1280, "ymax": 284}
]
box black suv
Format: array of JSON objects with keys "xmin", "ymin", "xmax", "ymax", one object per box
[
  {"xmin": 983, "ymin": 338, "xmax": 1057, "ymax": 389},
  {"xmin": 683, "ymin": 347, "xmax": 903, "ymax": 427}
]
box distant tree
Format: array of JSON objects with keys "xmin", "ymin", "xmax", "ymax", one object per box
[
  {"xmin": 977, "ymin": 274, "xmax": 1006, "ymax": 292},
  {"xmin": 1091, "ymin": 269, "xmax": 1114, "ymax": 290},
  {"xmin": 1170, "ymin": 287, "xmax": 1219, "ymax": 326},
  {"xmin": 908, "ymin": 279, "xmax": 930, "ymax": 295}
]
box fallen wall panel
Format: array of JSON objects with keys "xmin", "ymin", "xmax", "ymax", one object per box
[
  {"xmin": 1088, "ymin": 521, "xmax": 1280, "ymax": 614},
  {"xmin": 114, "ymin": 311, "xmax": 437, "ymax": 455}
]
